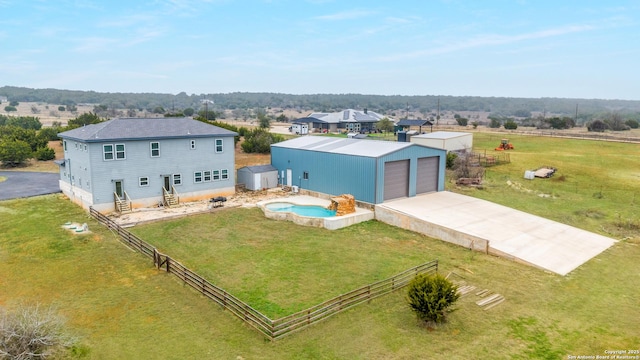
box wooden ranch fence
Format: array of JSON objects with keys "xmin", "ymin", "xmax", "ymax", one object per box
[{"xmin": 89, "ymin": 207, "xmax": 439, "ymax": 340}]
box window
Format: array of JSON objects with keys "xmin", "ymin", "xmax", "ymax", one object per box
[
  {"xmin": 173, "ymin": 174, "xmax": 182, "ymax": 186},
  {"xmin": 213, "ymin": 170, "xmax": 220, "ymax": 181},
  {"xmin": 215, "ymin": 139, "xmax": 223, "ymax": 153},
  {"xmin": 63, "ymin": 140, "xmax": 67, "ymax": 151},
  {"xmin": 221, "ymin": 169, "xmax": 228, "ymax": 180},
  {"xmin": 194, "ymin": 171, "xmax": 203, "ymax": 183},
  {"xmin": 103, "ymin": 144, "xmax": 114, "ymax": 160},
  {"xmin": 84, "ymin": 144, "xmax": 87, "ymax": 151},
  {"xmin": 303, "ymin": 171, "xmax": 309, "ymax": 180},
  {"xmin": 139, "ymin": 177, "xmax": 149, "ymax": 187},
  {"xmin": 115, "ymin": 144, "xmax": 125, "ymax": 159},
  {"xmin": 150, "ymin": 142, "xmax": 160, "ymax": 157},
  {"xmin": 203, "ymin": 170, "xmax": 212, "ymax": 182},
  {"xmin": 190, "ymin": 140, "xmax": 196, "ymax": 150}
]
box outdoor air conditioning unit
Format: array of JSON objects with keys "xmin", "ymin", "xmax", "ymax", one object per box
[{"xmin": 292, "ymin": 185, "xmax": 299, "ymax": 193}]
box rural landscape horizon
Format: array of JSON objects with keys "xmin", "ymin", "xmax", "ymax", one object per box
[{"xmin": 3, "ymin": 1, "xmax": 639, "ymax": 99}]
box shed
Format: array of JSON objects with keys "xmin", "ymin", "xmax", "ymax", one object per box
[
  {"xmin": 410, "ymin": 131, "xmax": 473, "ymax": 152},
  {"xmin": 271, "ymin": 136, "xmax": 446, "ymax": 204},
  {"xmin": 237, "ymin": 164, "xmax": 279, "ymax": 191}
]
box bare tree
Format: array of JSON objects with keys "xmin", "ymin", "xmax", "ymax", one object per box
[{"xmin": 0, "ymin": 304, "xmax": 75, "ymax": 359}]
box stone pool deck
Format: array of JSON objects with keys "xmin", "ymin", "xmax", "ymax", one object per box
[{"xmin": 257, "ymin": 195, "xmax": 374, "ymax": 230}]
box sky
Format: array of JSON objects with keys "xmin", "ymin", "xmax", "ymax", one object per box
[{"xmin": 1, "ymin": 0, "xmax": 639, "ymax": 100}]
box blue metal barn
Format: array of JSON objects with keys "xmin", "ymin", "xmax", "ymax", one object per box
[{"xmin": 270, "ymin": 137, "xmax": 446, "ymax": 204}]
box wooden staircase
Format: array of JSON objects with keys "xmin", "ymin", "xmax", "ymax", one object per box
[
  {"xmin": 114, "ymin": 191, "xmax": 132, "ymax": 213},
  {"xmin": 163, "ymin": 186, "xmax": 180, "ymax": 208}
]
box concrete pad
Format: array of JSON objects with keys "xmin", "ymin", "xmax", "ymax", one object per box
[{"xmin": 377, "ymin": 191, "xmax": 617, "ymax": 276}]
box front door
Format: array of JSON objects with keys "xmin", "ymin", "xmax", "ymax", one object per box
[
  {"xmin": 286, "ymin": 169, "xmax": 292, "ymax": 186},
  {"xmin": 163, "ymin": 176, "xmax": 171, "ymax": 192},
  {"xmin": 114, "ymin": 180, "xmax": 124, "ymax": 198}
]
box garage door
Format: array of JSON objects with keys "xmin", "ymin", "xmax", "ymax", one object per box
[
  {"xmin": 416, "ymin": 157, "xmax": 439, "ymax": 194},
  {"xmin": 384, "ymin": 160, "xmax": 409, "ymax": 201}
]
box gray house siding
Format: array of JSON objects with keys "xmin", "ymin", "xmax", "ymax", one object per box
[
  {"xmin": 58, "ymin": 118, "xmax": 236, "ymax": 212},
  {"xmin": 86, "ymin": 137, "xmax": 234, "ymax": 208}
]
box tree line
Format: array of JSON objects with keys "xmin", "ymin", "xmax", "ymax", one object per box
[{"xmin": 3, "ymin": 86, "xmax": 640, "ymax": 120}]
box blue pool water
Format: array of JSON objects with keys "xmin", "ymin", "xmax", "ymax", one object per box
[{"xmin": 266, "ymin": 202, "xmax": 336, "ymax": 217}]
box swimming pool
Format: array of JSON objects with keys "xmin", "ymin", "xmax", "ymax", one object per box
[{"xmin": 265, "ymin": 202, "xmax": 336, "ymax": 217}]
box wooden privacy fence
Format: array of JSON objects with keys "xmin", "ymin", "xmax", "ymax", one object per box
[{"xmin": 89, "ymin": 207, "xmax": 438, "ymax": 340}]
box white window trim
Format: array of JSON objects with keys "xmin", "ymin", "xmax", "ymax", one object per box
[
  {"xmin": 194, "ymin": 171, "xmax": 203, "ymax": 183},
  {"xmin": 215, "ymin": 138, "xmax": 223, "ymax": 153},
  {"xmin": 213, "ymin": 169, "xmax": 220, "ymax": 181},
  {"xmin": 115, "ymin": 144, "xmax": 126, "ymax": 160},
  {"xmin": 190, "ymin": 140, "xmax": 196, "ymax": 150},
  {"xmin": 203, "ymin": 170, "xmax": 212, "ymax": 182},
  {"xmin": 221, "ymin": 169, "xmax": 229, "ymax": 180},
  {"xmin": 103, "ymin": 144, "xmax": 114, "ymax": 161},
  {"xmin": 139, "ymin": 177, "xmax": 149, "ymax": 187},
  {"xmin": 173, "ymin": 173, "xmax": 182, "ymax": 186},
  {"xmin": 150, "ymin": 142, "xmax": 160, "ymax": 157}
]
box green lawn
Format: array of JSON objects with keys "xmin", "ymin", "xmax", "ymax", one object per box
[{"xmin": 1, "ymin": 134, "xmax": 639, "ymax": 359}]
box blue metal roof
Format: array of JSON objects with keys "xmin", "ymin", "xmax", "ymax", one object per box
[{"xmin": 271, "ymin": 136, "xmax": 414, "ymax": 158}]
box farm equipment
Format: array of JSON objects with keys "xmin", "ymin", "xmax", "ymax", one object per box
[{"xmin": 495, "ymin": 138, "xmax": 514, "ymax": 151}]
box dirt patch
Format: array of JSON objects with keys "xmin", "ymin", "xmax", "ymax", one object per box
[{"xmin": 109, "ymin": 187, "xmax": 295, "ymax": 226}]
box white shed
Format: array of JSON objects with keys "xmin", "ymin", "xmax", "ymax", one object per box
[
  {"xmin": 237, "ymin": 165, "xmax": 279, "ymax": 191},
  {"xmin": 410, "ymin": 131, "xmax": 473, "ymax": 152},
  {"xmin": 290, "ymin": 122, "xmax": 309, "ymax": 135}
]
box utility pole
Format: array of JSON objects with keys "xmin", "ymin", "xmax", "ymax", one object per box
[
  {"xmin": 436, "ymin": 97, "xmax": 440, "ymax": 126},
  {"xmin": 575, "ymin": 103, "xmax": 578, "ymax": 124}
]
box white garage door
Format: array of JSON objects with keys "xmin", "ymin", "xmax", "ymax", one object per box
[
  {"xmin": 384, "ymin": 160, "xmax": 409, "ymax": 201},
  {"xmin": 416, "ymin": 157, "xmax": 439, "ymax": 194}
]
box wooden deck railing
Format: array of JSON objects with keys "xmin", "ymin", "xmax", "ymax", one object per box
[{"xmin": 90, "ymin": 207, "xmax": 438, "ymax": 340}]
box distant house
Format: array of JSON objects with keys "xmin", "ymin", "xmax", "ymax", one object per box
[
  {"xmin": 396, "ymin": 119, "xmax": 433, "ymax": 133},
  {"xmin": 294, "ymin": 109, "xmax": 387, "ymax": 133},
  {"xmin": 57, "ymin": 117, "xmax": 237, "ymax": 213},
  {"xmin": 271, "ymin": 136, "xmax": 446, "ymax": 204}
]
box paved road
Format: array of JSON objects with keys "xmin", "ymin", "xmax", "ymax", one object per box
[{"xmin": 0, "ymin": 171, "xmax": 61, "ymax": 201}]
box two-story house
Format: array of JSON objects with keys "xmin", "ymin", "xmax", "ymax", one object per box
[{"xmin": 57, "ymin": 117, "xmax": 237, "ymax": 213}]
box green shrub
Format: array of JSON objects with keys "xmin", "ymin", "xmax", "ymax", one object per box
[
  {"xmin": 406, "ymin": 273, "xmax": 460, "ymax": 325},
  {"xmin": 446, "ymin": 152, "xmax": 458, "ymax": 169},
  {"xmin": 241, "ymin": 128, "xmax": 284, "ymax": 154},
  {"xmin": 0, "ymin": 140, "xmax": 32, "ymax": 166},
  {"xmin": 503, "ymin": 120, "xmax": 518, "ymax": 130},
  {"xmin": 35, "ymin": 146, "xmax": 56, "ymax": 161}
]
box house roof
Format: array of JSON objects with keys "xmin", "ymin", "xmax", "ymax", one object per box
[
  {"xmin": 271, "ymin": 136, "xmax": 414, "ymax": 158},
  {"xmin": 396, "ymin": 119, "xmax": 433, "ymax": 127},
  {"xmin": 297, "ymin": 109, "xmax": 386, "ymax": 124},
  {"xmin": 239, "ymin": 164, "xmax": 278, "ymax": 173},
  {"xmin": 411, "ymin": 131, "xmax": 471, "ymax": 140},
  {"xmin": 58, "ymin": 117, "xmax": 237, "ymax": 142}
]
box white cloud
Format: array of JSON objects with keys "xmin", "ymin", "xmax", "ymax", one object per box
[
  {"xmin": 378, "ymin": 24, "xmax": 595, "ymax": 62},
  {"xmin": 314, "ymin": 9, "xmax": 376, "ymax": 21}
]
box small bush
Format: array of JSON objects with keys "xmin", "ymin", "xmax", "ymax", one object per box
[
  {"xmin": 406, "ymin": 273, "xmax": 460, "ymax": 325},
  {"xmin": 446, "ymin": 152, "xmax": 458, "ymax": 169},
  {"xmin": 0, "ymin": 304, "xmax": 76, "ymax": 359},
  {"xmin": 503, "ymin": 120, "xmax": 518, "ymax": 130},
  {"xmin": 35, "ymin": 146, "xmax": 56, "ymax": 161}
]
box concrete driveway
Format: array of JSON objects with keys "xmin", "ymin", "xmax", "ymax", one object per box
[
  {"xmin": 376, "ymin": 191, "xmax": 617, "ymax": 276},
  {"xmin": 0, "ymin": 171, "xmax": 61, "ymax": 201}
]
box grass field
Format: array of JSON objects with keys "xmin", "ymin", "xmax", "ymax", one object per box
[{"xmin": 1, "ymin": 133, "xmax": 639, "ymax": 359}]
